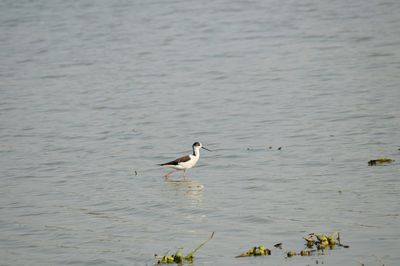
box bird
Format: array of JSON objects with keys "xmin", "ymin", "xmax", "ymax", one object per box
[{"xmin": 159, "ymin": 142, "xmax": 211, "ymax": 179}]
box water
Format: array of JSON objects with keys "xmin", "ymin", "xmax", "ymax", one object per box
[{"xmin": 1, "ymin": 0, "xmax": 400, "ymax": 265}]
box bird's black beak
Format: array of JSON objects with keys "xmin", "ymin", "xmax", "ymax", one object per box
[{"xmin": 202, "ymin": 146, "xmax": 212, "ymax": 151}]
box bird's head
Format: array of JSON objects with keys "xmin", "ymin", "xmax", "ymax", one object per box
[{"xmin": 193, "ymin": 142, "xmax": 211, "ymax": 151}]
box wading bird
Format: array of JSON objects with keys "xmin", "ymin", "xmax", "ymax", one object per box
[{"xmin": 159, "ymin": 142, "xmax": 211, "ymax": 179}]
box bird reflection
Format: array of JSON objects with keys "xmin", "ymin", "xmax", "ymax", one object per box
[{"xmin": 163, "ymin": 179, "xmax": 204, "ymax": 206}]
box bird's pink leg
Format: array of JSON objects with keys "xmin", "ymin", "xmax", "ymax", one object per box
[
  {"xmin": 182, "ymin": 170, "xmax": 187, "ymax": 179},
  {"xmin": 164, "ymin": 170, "xmax": 175, "ymax": 179}
]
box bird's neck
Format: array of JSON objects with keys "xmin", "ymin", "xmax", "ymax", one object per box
[{"xmin": 193, "ymin": 147, "xmax": 200, "ymax": 157}]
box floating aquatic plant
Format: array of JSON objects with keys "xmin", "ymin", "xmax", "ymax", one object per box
[
  {"xmin": 235, "ymin": 245, "xmax": 271, "ymax": 258},
  {"xmin": 235, "ymin": 231, "xmax": 349, "ymax": 260},
  {"xmin": 155, "ymin": 232, "xmax": 214, "ymax": 265},
  {"xmin": 368, "ymin": 158, "xmax": 395, "ymax": 166}
]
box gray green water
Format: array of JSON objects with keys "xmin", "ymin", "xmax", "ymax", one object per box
[{"xmin": 1, "ymin": 0, "xmax": 400, "ymax": 265}]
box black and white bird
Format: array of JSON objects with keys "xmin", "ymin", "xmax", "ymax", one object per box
[{"xmin": 159, "ymin": 142, "xmax": 211, "ymax": 179}]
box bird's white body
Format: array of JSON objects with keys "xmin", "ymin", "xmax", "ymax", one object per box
[
  {"xmin": 159, "ymin": 142, "xmax": 209, "ymax": 179},
  {"xmin": 165, "ymin": 150, "xmax": 200, "ymax": 171}
]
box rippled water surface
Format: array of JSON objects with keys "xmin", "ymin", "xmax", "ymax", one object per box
[{"xmin": 1, "ymin": 0, "xmax": 400, "ymax": 265}]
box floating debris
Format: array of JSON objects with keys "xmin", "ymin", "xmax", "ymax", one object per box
[
  {"xmin": 303, "ymin": 232, "xmax": 349, "ymax": 250},
  {"xmin": 286, "ymin": 249, "xmax": 317, "ymax": 258},
  {"xmin": 155, "ymin": 232, "xmax": 214, "ymax": 264},
  {"xmin": 300, "ymin": 249, "xmax": 314, "ymax": 256},
  {"xmin": 157, "ymin": 255, "xmax": 174, "ymax": 264},
  {"xmin": 368, "ymin": 158, "xmax": 395, "ymax": 166},
  {"xmin": 155, "ymin": 231, "xmax": 349, "ymax": 263},
  {"xmin": 277, "ymin": 232, "xmax": 350, "ymax": 260},
  {"xmin": 184, "ymin": 232, "xmax": 214, "ymax": 262},
  {"xmin": 236, "ymin": 245, "xmax": 271, "ymax": 258},
  {"xmin": 235, "ymin": 232, "xmax": 348, "ymax": 261},
  {"xmin": 303, "ymin": 236, "xmax": 315, "ymax": 248}
]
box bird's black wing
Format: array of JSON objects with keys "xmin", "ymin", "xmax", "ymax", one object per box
[{"xmin": 159, "ymin": 155, "xmax": 191, "ymax": 166}]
